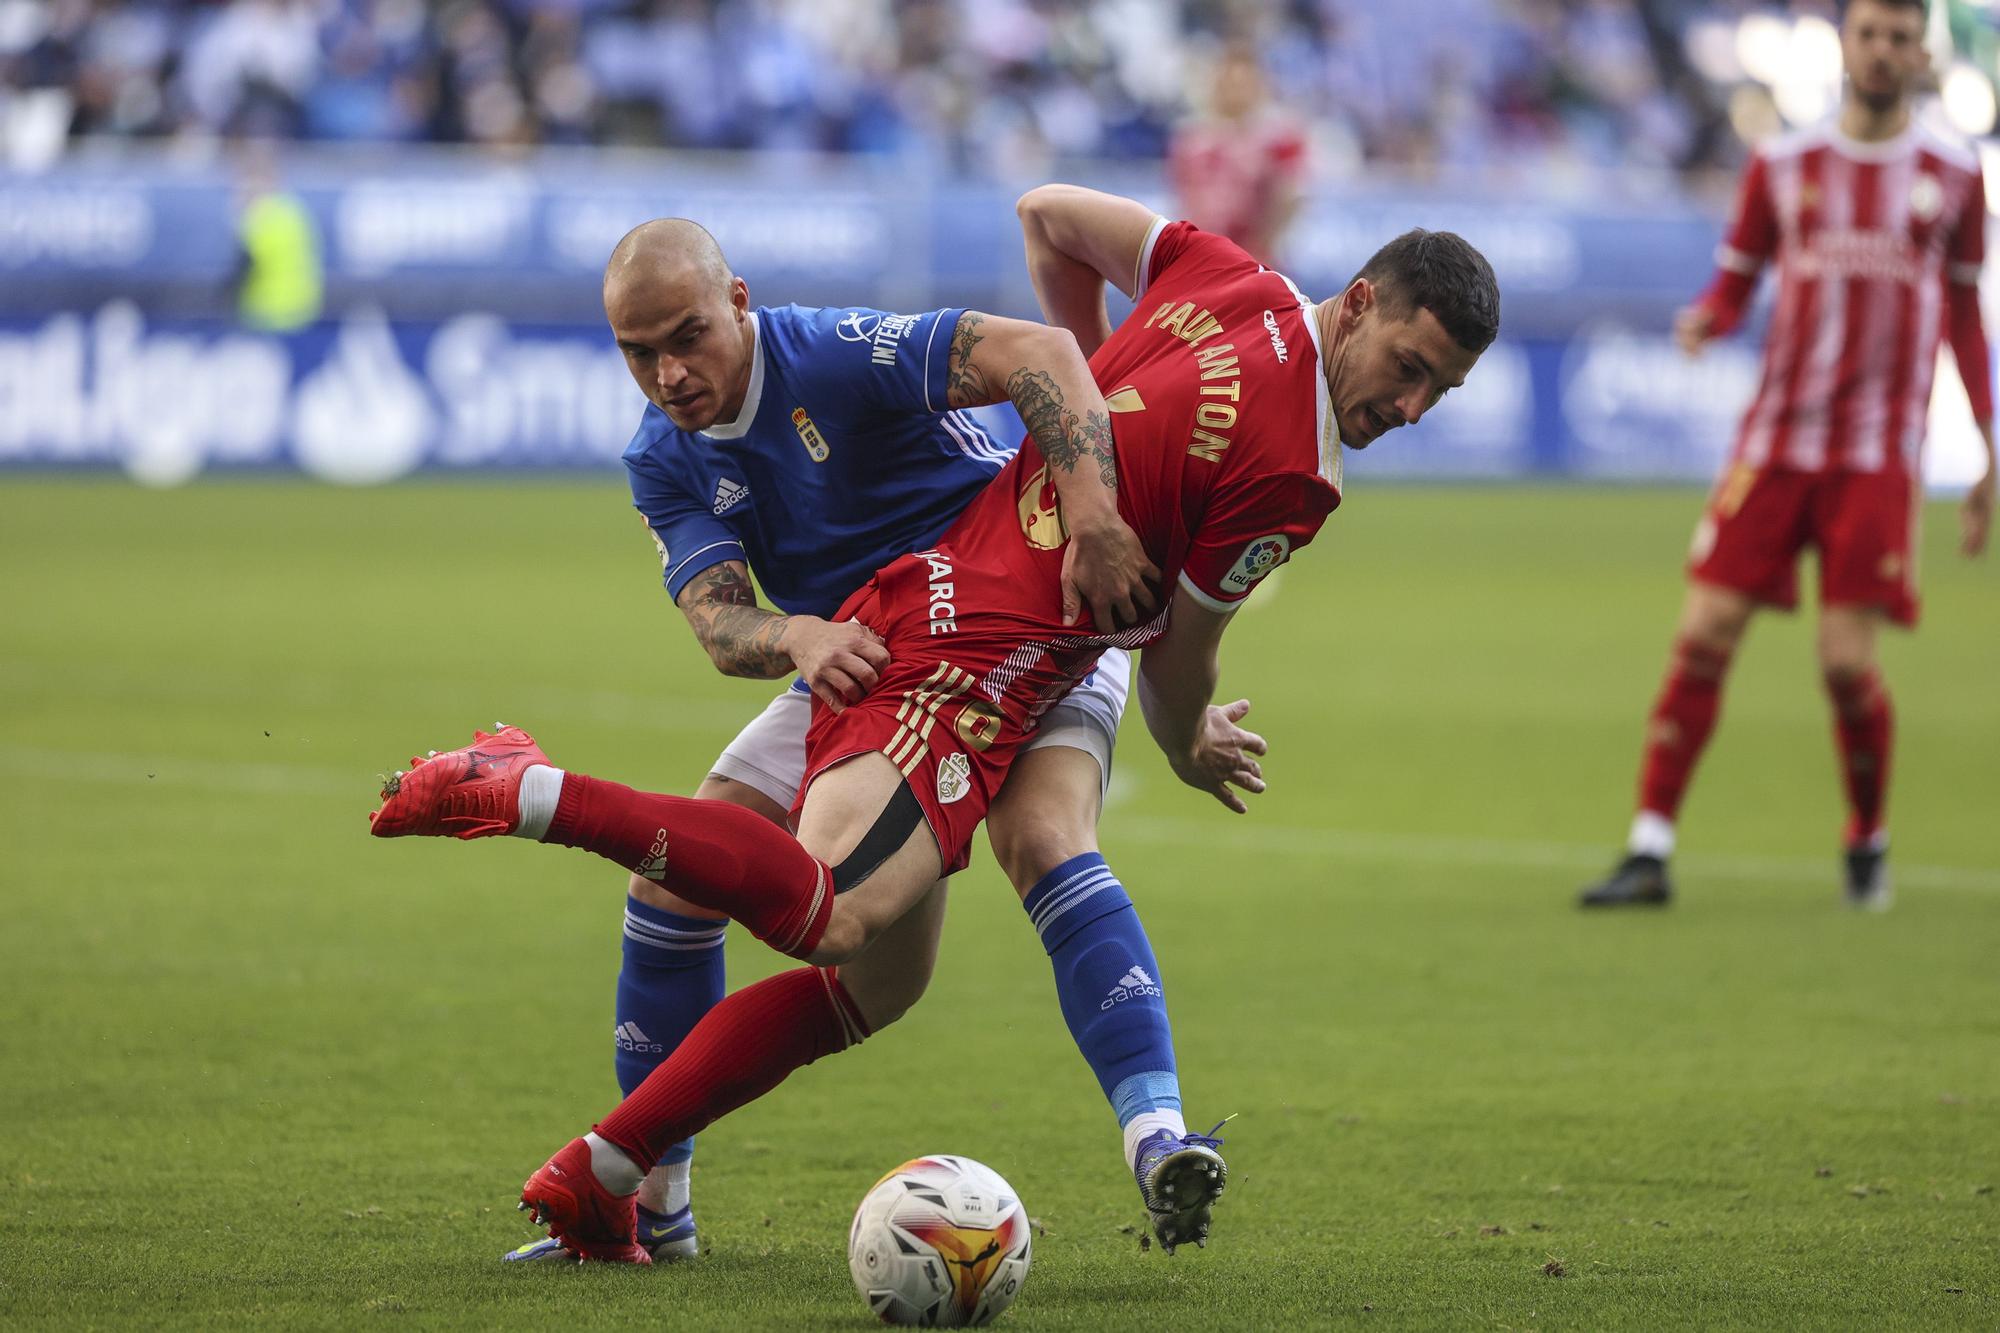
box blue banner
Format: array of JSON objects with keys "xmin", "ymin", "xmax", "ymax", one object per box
[
  {"xmin": 0, "ymin": 304, "xmax": 1776, "ymax": 485},
  {"xmin": 0, "ymin": 157, "xmax": 1720, "ymax": 326}
]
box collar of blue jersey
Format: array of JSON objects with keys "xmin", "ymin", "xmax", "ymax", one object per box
[{"xmin": 701, "ymin": 311, "xmax": 765, "ymax": 441}]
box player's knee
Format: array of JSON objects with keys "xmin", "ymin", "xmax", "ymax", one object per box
[
  {"xmin": 1682, "ymin": 590, "xmax": 1753, "ymax": 653},
  {"xmin": 808, "ymin": 904, "xmax": 870, "ymax": 967},
  {"xmin": 987, "ymin": 816, "xmax": 1095, "ymax": 900},
  {"xmin": 1820, "ymin": 659, "xmax": 1875, "ymax": 696}
]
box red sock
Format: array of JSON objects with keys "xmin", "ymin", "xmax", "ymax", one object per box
[
  {"xmin": 594, "ymin": 966, "xmax": 869, "ymax": 1171},
  {"xmin": 1636, "ymin": 635, "xmax": 1734, "ymax": 822},
  {"xmin": 1825, "ymin": 668, "xmax": 1893, "ymax": 846},
  {"xmin": 547, "ymin": 775, "xmax": 833, "ymax": 958}
]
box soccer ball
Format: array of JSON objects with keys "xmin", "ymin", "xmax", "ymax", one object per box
[{"xmin": 847, "ymin": 1155, "xmax": 1033, "ymax": 1327}]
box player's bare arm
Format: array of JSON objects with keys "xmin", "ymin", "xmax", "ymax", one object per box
[
  {"xmin": 1016, "ymin": 184, "xmax": 1161, "ymax": 357},
  {"xmin": 675, "ymin": 561, "xmax": 887, "ymax": 708},
  {"xmin": 944, "ymin": 309, "xmax": 1159, "ymax": 628},
  {"xmin": 1136, "ymin": 587, "xmax": 1269, "ymax": 814}
]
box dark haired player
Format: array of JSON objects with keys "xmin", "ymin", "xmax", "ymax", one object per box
[
  {"xmin": 1580, "ymin": 0, "xmax": 1993, "ymax": 911},
  {"xmin": 496, "ymin": 216, "xmax": 1189, "ymax": 1265},
  {"xmin": 373, "ymin": 186, "xmax": 1499, "ymax": 1263}
]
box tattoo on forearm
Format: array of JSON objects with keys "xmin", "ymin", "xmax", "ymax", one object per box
[
  {"xmin": 944, "ymin": 312, "xmax": 993, "ymax": 409},
  {"xmin": 683, "ymin": 565, "xmax": 792, "ymax": 678},
  {"xmin": 1008, "ymin": 368, "xmax": 1118, "ymax": 492}
]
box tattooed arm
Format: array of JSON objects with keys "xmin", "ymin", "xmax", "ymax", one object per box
[
  {"xmin": 944, "ymin": 310, "xmax": 1159, "ymax": 628},
  {"xmin": 674, "ymin": 560, "xmax": 887, "ymax": 709}
]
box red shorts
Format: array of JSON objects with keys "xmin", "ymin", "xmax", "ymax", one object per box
[
  {"xmin": 795, "ymin": 542, "xmax": 1142, "ymax": 874},
  {"xmin": 1688, "ymin": 464, "xmax": 1921, "ymax": 627}
]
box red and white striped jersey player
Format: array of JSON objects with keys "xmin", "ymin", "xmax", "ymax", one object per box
[
  {"xmin": 1579, "ymin": 0, "xmax": 1995, "ymax": 913},
  {"xmin": 370, "ymin": 186, "xmax": 1498, "ymax": 1263}
]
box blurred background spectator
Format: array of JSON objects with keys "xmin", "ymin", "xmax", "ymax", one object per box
[
  {"xmin": 3, "ymin": 0, "xmax": 1996, "ymax": 191},
  {"xmin": 1168, "ymin": 38, "xmax": 1307, "ymax": 264}
]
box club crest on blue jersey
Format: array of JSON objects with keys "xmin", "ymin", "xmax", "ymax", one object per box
[{"xmin": 791, "ymin": 407, "xmax": 830, "ymax": 462}]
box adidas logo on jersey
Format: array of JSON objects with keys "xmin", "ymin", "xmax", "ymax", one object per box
[
  {"xmin": 1101, "ymin": 964, "xmax": 1163, "ymax": 1010},
  {"xmin": 614, "ymin": 1021, "xmax": 664, "ymax": 1054},
  {"xmin": 712, "ymin": 477, "xmax": 750, "ymax": 515}
]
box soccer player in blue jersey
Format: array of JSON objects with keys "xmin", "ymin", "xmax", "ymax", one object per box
[{"xmin": 502, "ymin": 218, "xmax": 1242, "ymax": 1261}]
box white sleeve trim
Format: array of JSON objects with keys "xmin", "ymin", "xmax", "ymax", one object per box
[
  {"xmin": 1176, "ymin": 568, "xmax": 1244, "ymax": 614},
  {"xmin": 1715, "ymin": 244, "xmax": 1762, "ymax": 276},
  {"xmin": 1949, "ymin": 261, "xmax": 1983, "ymax": 285},
  {"xmin": 1132, "ymin": 216, "xmax": 1171, "ymax": 300},
  {"xmin": 921, "ymin": 309, "xmax": 956, "ymax": 414},
  {"xmin": 665, "ymin": 539, "xmax": 747, "ymax": 590}
]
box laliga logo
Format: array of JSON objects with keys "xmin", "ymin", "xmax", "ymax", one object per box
[{"xmin": 1222, "ymin": 534, "xmax": 1289, "ymax": 592}]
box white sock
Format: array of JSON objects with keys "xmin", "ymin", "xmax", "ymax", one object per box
[
  {"xmin": 638, "ymin": 1160, "xmax": 692, "ymax": 1216},
  {"xmin": 1627, "ymin": 811, "xmax": 1675, "ymax": 859},
  {"xmin": 583, "ymin": 1131, "xmax": 643, "ymax": 1196},
  {"xmin": 512, "ymin": 764, "xmax": 565, "ymax": 841},
  {"xmin": 1122, "ymin": 1110, "xmax": 1189, "ymax": 1172}
]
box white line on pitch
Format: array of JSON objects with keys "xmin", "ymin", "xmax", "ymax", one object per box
[{"xmin": 6, "ymin": 745, "xmax": 1995, "ymax": 894}]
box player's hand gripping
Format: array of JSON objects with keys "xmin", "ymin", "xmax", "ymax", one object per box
[
  {"xmin": 779, "ymin": 615, "xmax": 890, "ymax": 712},
  {"xmin": 1963, "ymin": 464, "xmax": 1995, "ymax": 557},
  {"xmin": 1169, "ymin": 698, "xmax": 1268, "ymax": 814},
  {"xmin": 1061, "ymin": 511, "xmax": 1161, "ymax": 630}
]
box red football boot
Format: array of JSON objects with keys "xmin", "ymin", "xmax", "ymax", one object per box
[
  {"xmin": 368, "ymin": 724, "xmax": 549, "ymax": 839},
  {"xmin": 518, "ymin": 1137, "xmax": 654, "ymax": 1265}
]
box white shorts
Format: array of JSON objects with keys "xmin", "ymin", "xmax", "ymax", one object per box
[{"xmin": 711, "ymin": 648, "xmax": 1129, "ymax": 811}]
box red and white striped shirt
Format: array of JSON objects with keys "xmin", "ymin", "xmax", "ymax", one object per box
[{"xmin": 1699, "ymin": 118, "xmax": 1989, "ymax": 474}]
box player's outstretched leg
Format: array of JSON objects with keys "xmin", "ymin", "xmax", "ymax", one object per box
[
  {"xmin": 369, "ymin": 726, "xmax": 835, "ymax": 957},
  {"xmin": 502, "ymin": 888, "xmax": 720, "ymax": 1265},
  {"xmin": 513, "ymin": 966, "xmax": 870, "ymax": 1262},
  {"xmin": 990, "ymin": 739, "xmax": 1219, "ymax": 1253},
  {"xmin": 1134, "ymin": 1121, "xmax": 1230, "ymax": 1254}
]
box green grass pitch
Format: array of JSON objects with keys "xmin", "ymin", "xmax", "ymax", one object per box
[{"xmin": 3, "ymin": 476, "xmax": 1995, "ymax": 1330}]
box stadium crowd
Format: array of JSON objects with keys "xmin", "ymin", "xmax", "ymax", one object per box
[{"xmin": 0, "ymin": 0, "xmax": 1909, "ymax": 179}]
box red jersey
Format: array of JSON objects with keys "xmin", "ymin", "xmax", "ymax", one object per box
[
  {"xmin": 802, "ymin": 221, "xmax": 1339, "ymax": 870},
  {"xmin": 936, "ymin": 219, "xmax": 1341, "ymax": 713},
  {"xmin": 1168, "ymin": 116, "xmax": 1308, "ymax": 263},
  {"xmin": 1699, "ymin": 119, "xmax": 1987, "ymax": 475}
]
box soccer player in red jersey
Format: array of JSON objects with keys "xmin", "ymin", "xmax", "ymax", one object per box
[
  {"xmin": 373, "ymin": 187, "xmax": 1497, "ymax": 1261},
  {"xmin": 1168, "ymin": 42, "xmax": 1309, "ymax": 266},
  {"xmin": 1579, "ymin": 0, "xmax": 1995, "ymax": 912}
]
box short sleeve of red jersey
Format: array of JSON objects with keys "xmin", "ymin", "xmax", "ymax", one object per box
[
  {"xmin": 1137, "ymin": 219, "xmax": 1258, "ymax": 300},
  {"xmin": 1718, "ymin": 152, "xmax": 1778, "ymax": 275},
  {"xmin": 1178, "ymin": 472, "xmax": 1340, "ymax": 612},
  {"xmin": 1949, "ymin": 157, "xmax": 1987, "ymax": 286}
]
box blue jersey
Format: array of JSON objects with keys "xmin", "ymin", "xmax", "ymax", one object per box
[{"xmin": 624, "ymin": 305, "xmax": 1013, "ymax": 618}]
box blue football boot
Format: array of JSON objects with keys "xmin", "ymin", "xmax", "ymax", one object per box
[
  {"xmin": 1134, "ymin": 1121, "xmax": 1229, "ymax": 1254},
  {"xmin": 502, "ymin": 1202, "xmax": 699, "ymax": 1264}
]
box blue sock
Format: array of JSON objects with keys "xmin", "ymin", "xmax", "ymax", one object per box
[
  {"xmin": 614, "ymin": 896, "xmax": 726, "ymax": 1168},
  {"xmin": 1021, "ymin": 854, "xmax": 1182, "ymax": 1128}
]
